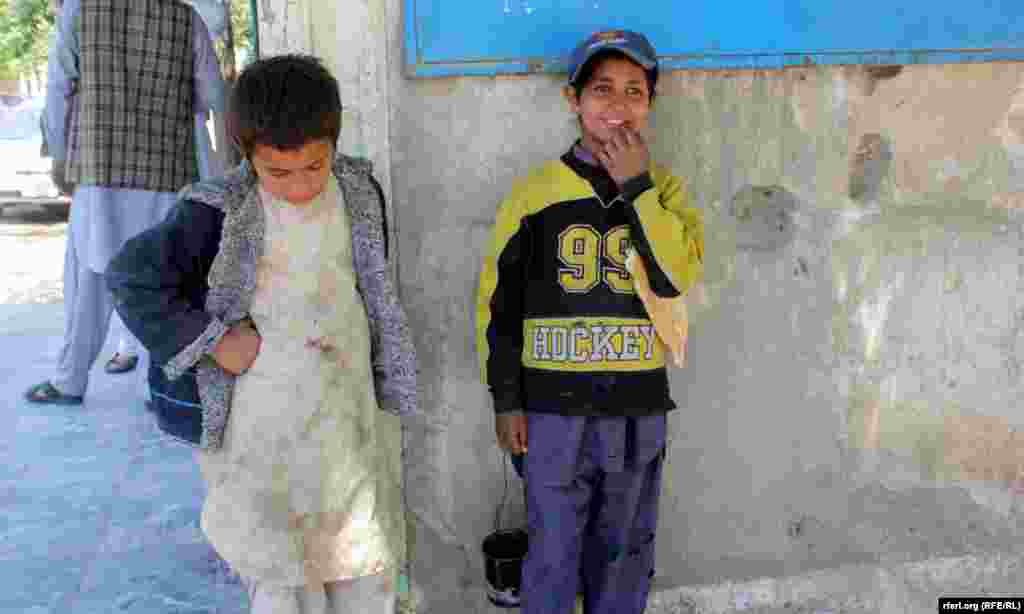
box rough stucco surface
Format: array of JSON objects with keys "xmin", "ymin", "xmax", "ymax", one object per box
[
  {"xmin": 388, "ymin": 63, "xmax": 1024, "ymax": 612},
  {"xmin": 265, "ymin": 2, "xmax": 1024, "ymax": 611}
]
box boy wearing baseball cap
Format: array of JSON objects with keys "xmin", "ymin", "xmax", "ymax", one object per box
[{"xmin": 476, "ymin": 30, "xmax": 704, "ymax": 614}]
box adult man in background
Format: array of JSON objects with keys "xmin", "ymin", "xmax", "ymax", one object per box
[{"xmin": 26, "ymin": 0, "xmax": 225, "ymax": 405}]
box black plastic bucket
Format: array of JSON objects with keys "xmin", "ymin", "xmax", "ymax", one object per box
[{"xmin": 482, "ymin": 528, "xmax": 529, "ymax": 608}]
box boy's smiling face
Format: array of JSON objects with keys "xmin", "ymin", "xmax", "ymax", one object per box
[
  {"xmin": 251, "ymin": 138, "xmax": 334, "ymax": 205},
  {"xmin": 566, "ymin": 55, "xmax": 652, "ymax": 155}
]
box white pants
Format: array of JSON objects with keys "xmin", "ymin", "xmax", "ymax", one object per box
[
  {"xmin": 247, "ymin": 574, "xmax": 395, "ymax": 614},
  {"xmin": 52, "ymin": 235, "xmax": 140, "ymax": 397},
  {"xmin": 53, "ymin": 233, "xmax": 115, "ymax": 397}
]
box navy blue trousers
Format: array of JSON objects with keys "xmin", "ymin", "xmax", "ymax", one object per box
[{"xmin": 513, "ymin": 414, "xmax": 665, "ymax": 614}]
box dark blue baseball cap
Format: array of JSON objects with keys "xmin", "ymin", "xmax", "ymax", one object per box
[{"xmin": 567, "ymin": 29, "xmax": 658, "ymax": 86}]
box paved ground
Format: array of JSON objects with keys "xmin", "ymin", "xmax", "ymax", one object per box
[
  {"xmin": 0, "ymin": 206, "xmax": 66, "ymax": 305},
  {"xmin": 0, "ymin": 206, "xmax": 247, "ymax": 613}
]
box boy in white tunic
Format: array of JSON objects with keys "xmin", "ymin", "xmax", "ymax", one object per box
[{"xmin": 106, "ymin": 55, "xmax": 416, "ymax": 614}]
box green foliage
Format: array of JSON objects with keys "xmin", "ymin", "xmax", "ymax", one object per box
[
  {"xmin": 0, "ymin": 0, "xmax": 54, "ymax": 80},
  {"xmin": 229, "ymin": 0, "xmax": 252, "ymax": 54},
  {"xmin": 214, "ymin": 0, "xmax": 253, "ymax": 76}
]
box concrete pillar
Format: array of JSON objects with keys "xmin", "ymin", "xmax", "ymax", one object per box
[
  {"xmin": 256, "ymin": 0, "xmax": 394, "ymax": 196},
  {"xmin": 255, "ymin": 0, "xmax": 312, "ymax": 56}
]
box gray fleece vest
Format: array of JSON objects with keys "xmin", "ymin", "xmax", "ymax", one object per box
[{"xmin": 161, "ymin": 156, "xmax": 417, "ymax": 450}]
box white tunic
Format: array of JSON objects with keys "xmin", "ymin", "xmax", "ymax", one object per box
[{"xmin": 198, "ymin": 176, "xmax": 404, "ymax": 589}]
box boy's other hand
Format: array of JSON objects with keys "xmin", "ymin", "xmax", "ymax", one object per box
[
  {"xmin": 496, "ymin": 413, "xmax": 528, "ymax": 455},
  {"xmin": 597, "ymin": 127, "xmax": 650, "ymax": 186},
  {"xmin": 211, "ymin": 321, "xmax": 262, "ymax": 375}
]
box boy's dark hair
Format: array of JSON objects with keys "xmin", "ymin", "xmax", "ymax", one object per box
[
  {"xmin": 571, "ymin": 50, "xmax": 658, "ymax": 101},
  {"xmin": 227, "ymin": 54, "xmax": 342, "ymax": 158}
]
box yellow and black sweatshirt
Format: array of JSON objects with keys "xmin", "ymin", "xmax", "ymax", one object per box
[{"xmin": 476, "ymin": 145, "xmax": 704, "ymax": 417}]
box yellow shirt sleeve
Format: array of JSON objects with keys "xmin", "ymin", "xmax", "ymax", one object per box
[{"xmin": 627, "ymin": 166, "xmax": 704, "ymax": 297}]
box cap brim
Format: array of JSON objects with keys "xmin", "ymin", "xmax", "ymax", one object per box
[{"xmin": 569, "ymin": 44, "xmax": 657, "ymax": 84}]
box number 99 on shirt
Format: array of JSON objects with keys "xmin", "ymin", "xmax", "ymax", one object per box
[{"xmin": 557, "ymin": 224, "xmax": 633, "ymax": 295}]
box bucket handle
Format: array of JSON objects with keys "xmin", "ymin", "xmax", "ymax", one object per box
[{"xmin": 494, "ymin": 452, "xmax": 526, "ymax": 534}]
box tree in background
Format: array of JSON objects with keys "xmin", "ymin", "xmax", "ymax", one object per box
[
  {"xmin": 214, "ymin": 0, "xmax": 253, "ymax": 82},
  {"xmin": 211, "ymin": 0, "xmax": 252, "ymax": 165},
  {"xmin": 0, "ymin": 0, "xmax": 54, "ymax": 91}
]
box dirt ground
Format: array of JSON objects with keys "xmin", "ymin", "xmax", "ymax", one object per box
[{"xmin": 0, "ymin": 206, "xmax": 67, "ymax": 305}]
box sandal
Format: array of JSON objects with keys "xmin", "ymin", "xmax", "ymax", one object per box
[
  {"xmin": 24, "ymin": 381, "xmax": 83, "ymax": 405},
  {"xmin": 104, "ymin": 352, "xmax": 139, "ymax": 374}
]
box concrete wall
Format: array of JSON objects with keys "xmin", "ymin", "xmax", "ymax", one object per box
[{"xmin": 262, "ymin": 2, "xmax": 1024, "ymax": 611}]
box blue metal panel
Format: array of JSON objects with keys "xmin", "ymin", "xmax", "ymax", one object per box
[{"xmin": 404, "ymin": 0, "xmax": 1024, "ymax": 77}]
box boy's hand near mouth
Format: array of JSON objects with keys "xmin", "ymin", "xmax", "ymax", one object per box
[{"xmin": 596, "ymin": 126, "xmax": 650, "ymax": 186}]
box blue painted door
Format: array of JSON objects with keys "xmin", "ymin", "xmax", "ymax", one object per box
[{"xmin": 405, "ymin": 0, "xmax": 1024, "ymax": 76}]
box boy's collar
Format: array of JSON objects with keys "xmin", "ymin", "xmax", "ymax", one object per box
[
  {"xmin": 571, "ymin": 140, "xmax": 600, "ymax": 167},
  {"xmin": 561, "ymin": 141, "xmax": 620, "ymax": 205}
]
